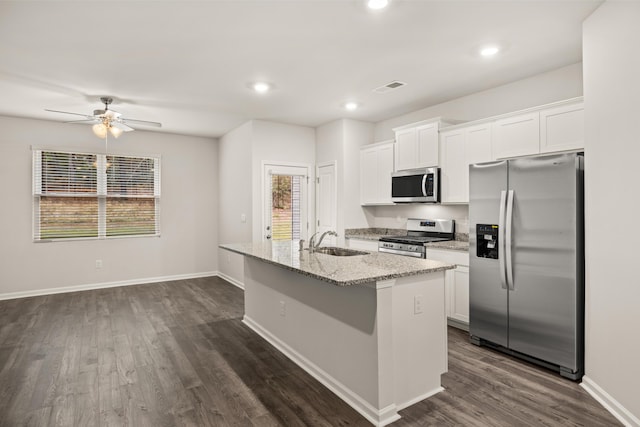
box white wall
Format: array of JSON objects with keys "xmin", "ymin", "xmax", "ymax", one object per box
[
  {"xmin": 343, "ymin": 120, "xmax": 373, "ymax": 229},
  {"xmin": 251, "ymin": 120, "xmax": 316, "ymax": 242},
  {"xmin": 0, "ymin": 116, "xmax": 218, "ymax": 298},
  {"xmin": 217, "ymin": 121, "xmax": 253, "ymax": 285},
  {"xmin": 218, "ymin": 119, "xmax": 316, "ymax": 286},
  {"xmin": 374, "ymin": 62, "xmax": 584, "ymax": 142},
  {"xmin": 316, "ymin": 120, "xmax": 345, "ymax": 242},
  {"xmin": 316, "ymin": 119, "xmax": 373, "ymax": 243},
  {"xmin": 582, "ymin": 2, "xmax": 640, "ymax": 425}
]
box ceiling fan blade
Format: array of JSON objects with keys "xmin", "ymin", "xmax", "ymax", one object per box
[
  {"xmin": 45, "ymin": 109, "xmax": 94, "ymax": 119},
  {"xmin": 121, "ymin": 117, "xmax": 162, "ymax": 128},
  {"xmin": 64, "ymin": 119, "xmax": 99, "ymax": 124},
  {"xmin": 111, "ymin": 121, "xmax": 135, "ymax": 132}
]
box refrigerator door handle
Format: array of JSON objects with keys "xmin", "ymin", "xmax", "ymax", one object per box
[
  {"xmin": 505, "ymin": 190, "xmax": 515, "ymax": 290},
  {"xmin": 498, "ymin": 190, "xmax": 508, "ymax": 289}
]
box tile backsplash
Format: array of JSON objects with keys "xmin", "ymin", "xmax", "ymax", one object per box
[{"xmin": 364, "ymin": 204, "xmax": 470, "ymax": 234}]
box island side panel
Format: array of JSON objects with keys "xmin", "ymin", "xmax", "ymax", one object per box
[
  {"xmin": 242, "ymin": 257, "xmax": 387, "ymax": 420},
  {"xmin": 241, "ymin": 256, "xmax": 448, "ymax": 425},
  {"xmin": 391, "ymin": 272, "xmax": 447, "ymax": 409}
]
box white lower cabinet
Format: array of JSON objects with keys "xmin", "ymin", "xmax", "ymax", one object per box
[
  {"xmin": 345, "ymin": 238, "xmax": 379, "ymax": 252},
  {"xmin": 427, "ymin": 248, "xmax": 469, "ymax": 328}
]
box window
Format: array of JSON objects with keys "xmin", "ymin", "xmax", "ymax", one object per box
[
  {"xmin": 270, "ymin": 174, "xmax": 302, "ymax": 241},
  {"xmin": 33, "ymin": 150, "xmax": 160, "ymax": 241}
]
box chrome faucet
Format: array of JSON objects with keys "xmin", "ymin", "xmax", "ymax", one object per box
[{"xmin": 308, "ymin": 230, "xmax": 338, "ymax": 253}]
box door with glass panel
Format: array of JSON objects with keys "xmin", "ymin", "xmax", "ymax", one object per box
[{"xmin": 263, "ymin": 164, "xmax": 309, "ymax": 242}]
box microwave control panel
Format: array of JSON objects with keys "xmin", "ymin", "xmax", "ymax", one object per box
[{"xmin": 476, "ymin": 224, "xmax": 499, "ymax": 259}]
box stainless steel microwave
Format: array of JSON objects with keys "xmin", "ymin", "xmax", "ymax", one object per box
[{"xmin": 391, "ymin": 167, "xmax": 440, "ymax": 203}]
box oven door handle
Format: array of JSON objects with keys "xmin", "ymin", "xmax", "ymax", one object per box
[{"xmin": 378, "ymin": 247, "xmax": 425, "ymax": 258}]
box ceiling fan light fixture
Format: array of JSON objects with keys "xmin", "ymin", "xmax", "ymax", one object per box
[
  {"xmin": 92, "ymin": 123, "xmax": 108, "ymax": 139},
  {"xmin": 109, "ymin": 126, "xmax": 123, "ymax": 138}
]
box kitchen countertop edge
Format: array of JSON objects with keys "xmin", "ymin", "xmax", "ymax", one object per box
[{"xmin": 220, "ymin": 242, "xmax": 454, "ymax": 287}]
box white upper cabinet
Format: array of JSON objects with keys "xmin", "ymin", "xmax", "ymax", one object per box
[
  {"xmin": 440, "ymin": 122, "xmax": 492, "ymax": 204},
  {"xmin": 440, "ymin": 129, "xmax": 466, "ymax": 203},
  {"xmin": 491, "ymin": 98, "xmax": 584, "ymax": 160},
  {"xmin": 492, "ymin": 112, "xmax": 540, "ymax": 159},
  {"xmin": 360, "ymin": 141, "xmax": 394, "ymax": 205},
  {"xmin": 465, "ymin": 123, "xmax": 493, "ymax": 166},
  {"xmin": 393, "ymin": 120, "xmax": 442, "ymax": 171},
  {"xmin": 394, "ymin": 128, "xmax": 418, "ymax": 171},
  {"xmin": 416, "ymin": 122, "xmax": 440, "ymax": 168},
  {"xmin": 540, "ymin": 101, "xmax": 585, "ymax": 153}
]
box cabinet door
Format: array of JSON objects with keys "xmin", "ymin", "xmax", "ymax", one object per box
[
  {"xmin": 377, "ymin": 143, "xmax": 394, "ymax": 203},
  {"xmin": 540, "ymin": 102, "xmax": 584, "ymax": 153},
  {"xmin": 394, "ymin": 128, "xmax": 417, "ymax": 171},
  {"xmin": 465, "ymin": 123, "xmax": 493, "ymax": 165},
  {"xmin": 465, "ymin": 123, "xmax": 493, "ymax": 202},
  {"xmin": 346, "ymin": 238, "xmax": 379, "ymax": 252},
  {"xmin": 451, "ymin": 266, "xmax": 469, "ymax": 324},
  {"xmin": 428, "ymin": 249, "xmax": 470, "ymax": 327},
  {"xmin": 416, "ymin": 123, "xmax": 439, "ymax": 167},
  {"xmin": 360, "ymin": 148, "xmax": 378, "ymax": 204},
  {"xmin": 440, "ymin": 130, "xmax": 466, "ymax": 203},
  {"xmin": 492, "ymin": 112, "xmax": 540, "ymax": 159}
]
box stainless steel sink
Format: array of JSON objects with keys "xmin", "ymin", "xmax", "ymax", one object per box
[{"xmin": 308, "ymin": 246, "xmax": 369, "ymax": 256}]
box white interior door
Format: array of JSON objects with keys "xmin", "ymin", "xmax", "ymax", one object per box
[
  {"xmin": 263, "ymin": 164, "xmax": 309, "ymax": 242},
  {"xmin": 316, "ymin": 162, "xmax": 337, "ymax": 245}
]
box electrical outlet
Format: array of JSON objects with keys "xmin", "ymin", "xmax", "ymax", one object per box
[
  {"xmin": 95, "ymin": 259, "xmax": 103, "ymax": 269},
  {"xmin": 414, "ymin": 295, "xmax": 423, "ymax": 315},
  {"xmin": 279, "ymin": 300, "xmax": 286, "ymax": 317},
  {"xmin": 240, "ymin": 213, "xmax": 246, "ymax": 223}
]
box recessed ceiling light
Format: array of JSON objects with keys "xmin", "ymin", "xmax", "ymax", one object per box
[
  {"xmin": 343, "ymin": 102, "xmax": 360, "ymax": 111},
  {"xmin": 252, "ymin": 82, "xmax": 271, "ymax": 93},
  {"xmin": 367, "ymin": 0, "xmax": 389, "ymax": 10},
  {"xmin": 480, "ymin": 45, "xmax": 500, "ymax": 57}
]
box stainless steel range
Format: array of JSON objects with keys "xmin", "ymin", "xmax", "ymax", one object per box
[{"xmin": 378, "ymin": 219, "xmax": 455, "ymax": 258}]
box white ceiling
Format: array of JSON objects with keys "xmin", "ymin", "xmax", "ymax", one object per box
[{"xmin": 0, "ymin": 0, "xmax": 601, "ymax": 139}]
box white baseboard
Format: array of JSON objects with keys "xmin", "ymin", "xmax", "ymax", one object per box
[
  {"xmin": 581, "ymin": 376, "xmax": 640, "ymax": 427},
  {"xmin": 0, "ymin": 271, "xmax": 219, "ymax": 301},
  {"xmin": 396, "ymin": 386, "xmax": 445, "ymax": 411},
  {"xmin": 242, "ymin": 315, "xmax": 401, "ymax": 427},
  {"xmin": 216, "ymin": 271, "xmax": 244, "ymax": 290}
]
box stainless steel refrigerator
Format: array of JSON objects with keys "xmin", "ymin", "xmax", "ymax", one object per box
[{"xmin": 469, "ymin": 152, "xmax": 584, "ymax": 380}]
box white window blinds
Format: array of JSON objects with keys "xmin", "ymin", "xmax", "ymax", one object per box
[{"xmin": 33, "ymin": 149, "xmax": 160, "ymax": 241}]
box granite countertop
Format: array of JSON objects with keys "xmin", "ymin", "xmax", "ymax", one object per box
[
  {"xmin": 344, "ymin": 228, "xmax": 406, "ymax": 241},
  {"xmin": 220, "ymin": 241, "xmax": 454, "ymax": 287},
  {"xmin": 426, "ymin": 240, "xmax": 469, "ymax": 252}
]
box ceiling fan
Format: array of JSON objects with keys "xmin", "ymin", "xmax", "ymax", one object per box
[{"xmin": 46, "ymin": 97, "xmax": 162, "ymax": 139}]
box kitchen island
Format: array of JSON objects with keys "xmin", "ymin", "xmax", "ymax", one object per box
[{"xmin": 220, "ymin": 241, "xmax": 454, "ymax": 427}]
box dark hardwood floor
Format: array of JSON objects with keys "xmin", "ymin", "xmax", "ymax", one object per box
[{"xmin": 0, "ymin": 277, "xmax": 620, "ymax": 427}]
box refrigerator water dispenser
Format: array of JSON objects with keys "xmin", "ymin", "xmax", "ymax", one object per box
[{"xmin": 476, "ymin": 224, "xmax": 499, "ymax": 259}]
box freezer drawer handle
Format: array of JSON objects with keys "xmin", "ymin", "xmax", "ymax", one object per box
[
  {"xmin": 505, "ymin": 190, "xmax": 515, "ymax": 290},
  {"xmin": 498, "ymin": 190, "xmax": 508, "ymax": 289}
]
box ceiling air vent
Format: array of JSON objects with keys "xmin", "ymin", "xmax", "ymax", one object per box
[{"xmin": 373, "ymin": 80, "xmax": 407, "ymax": 94}]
